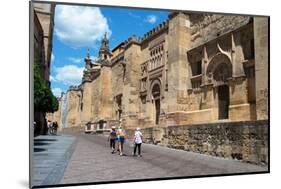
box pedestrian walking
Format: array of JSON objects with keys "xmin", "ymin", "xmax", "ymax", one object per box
[
  {"xmin": 47, "ymin": 120, "xmax": 52, "ymax": 135},
  {"xmin": 108, "ymin": 126, "xmax": 117, "ymax": 153},
  {"xmin": 33, "ymin": 121, "xmax": 36, "ymax": 130},
  {"xmin": 53, "ymin": 121, "xmax": 58, "ymax": 135},
  {"xmin": 117, "ymin": 126, "xmax": 126, "ymax": 156},
  {"xmin": 133, "ymin": 127, "xmax": 143, "ymax": 157}
]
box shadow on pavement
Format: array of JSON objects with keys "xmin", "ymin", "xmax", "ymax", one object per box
[
  {"xmin": 34, "ymin": 148, "xmax": 47, "ymax": 152},
  {"xmin": 34, "ymin": 142, "xmax": 50, "ymax": 146},
  {"xmin": 34, "ymin": 139, "xmax": 57, "ymax": 142}
]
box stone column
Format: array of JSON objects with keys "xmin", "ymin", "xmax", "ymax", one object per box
[
  {"xmin": 202, "ymin": 46, "xmax": 208, "ymax": 85},
  {"xmin": 122, "ymin": 43, "xmax": 141, "ymax": 128},
  {"xmin": 167, "ymin": 12, "xmax": 191, "ymax": 111},
  {"xmin": 254, "ymin": 17, "xmax": 269, "ymax": 120},
  {"xmin": 100, "ymin": 66, "xmax": 113, "ymax": 120}
]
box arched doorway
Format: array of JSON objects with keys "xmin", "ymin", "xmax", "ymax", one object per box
[
  {"xmin": 218, "ymin": 85, "xmax": 229, "ymax": 119},
  {"xmin": 207, "ymin": 53, "xmax": 232, "ymax": 120},
  {"xmin": 213, "ymin": 63, "xmax": 231, "ymax": 120},
  {"xmin": 213, "ymin": 62, "xmax": 231, "ymax": 119},
  {"xmin": 152, "ymin": 83, "xmax": 161, "ymax": 125}
]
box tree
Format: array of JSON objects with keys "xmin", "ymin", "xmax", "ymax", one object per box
[{"xmin": 34, "ymin": 59, "xmax": 58, "ymax": 113}]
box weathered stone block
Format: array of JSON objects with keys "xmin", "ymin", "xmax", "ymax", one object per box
[{"xmin": 126, "ymin": 120, "xmax": 268, "ymax": 165}]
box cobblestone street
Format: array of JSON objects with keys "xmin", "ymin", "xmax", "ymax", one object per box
[
  {"xmin": 32, "ymin": 133, "xmax": 268, "ymax": 187},
  {"xmin": 61, "ymin": 133, "xmax": 267, "ymax": 185}
]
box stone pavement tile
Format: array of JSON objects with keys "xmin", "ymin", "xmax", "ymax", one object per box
[{"xmin": 31, "ymin": 134, "xmax": 76, "ymax": 187}]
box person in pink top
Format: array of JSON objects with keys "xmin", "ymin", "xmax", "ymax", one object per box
[{"xmin": 133, "ymin": 127, "xmax": 143, "ymax": 157}]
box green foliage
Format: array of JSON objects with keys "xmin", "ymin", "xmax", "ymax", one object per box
[{"xmin": 34, "ymin": 58, "xmax": 58, "ymax": 113}]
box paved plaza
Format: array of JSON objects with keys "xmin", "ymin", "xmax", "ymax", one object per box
[
  {"xmin": 31, "ymin": 135, "xmax": 76, "ymax": 187},
  {"xmin": 61, "ymin": 134, "xmax": 268, "ymax": 184},
  {"xmin": 32, "ymin": 134, "xmax": 267, "ymax": 186},
  {"xmin": 32, "ymin": 133, "xmax": 268, "ymax": 187}
]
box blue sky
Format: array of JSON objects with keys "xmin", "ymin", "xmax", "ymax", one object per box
[{"xmin": 50, "ymin": 4, "xmax": 169, "ymax": 97}]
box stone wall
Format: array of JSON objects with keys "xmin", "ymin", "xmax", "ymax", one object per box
[
  {"xmin": 60, "ymin": 126, "xmax": 85, "ymax": 134},
  {"xmin": 126, "ymin": 120, "xmax": 268, "ymax": 165},
  {"xmin": 189, "ymin": 14, "xmax": 250, "ymax": 48},
  {"xmin": 254, "ymin": 17, "xmax": 269, "ymax": 120},
  {"xmin": 66, "ymin": 90, "xmax": 81, "ymax": 127},
  {"xmin": 126, "ymin": 127, "xmax": 154, "ymax": 143},
  {"xmin": 80, "ymin": 82, "xmax": 93, "ymax": 125}
]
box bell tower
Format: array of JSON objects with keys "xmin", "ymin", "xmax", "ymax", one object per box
[{"xmin": 98, "ymin": 32, "xmax": 111, "ymax": 61}]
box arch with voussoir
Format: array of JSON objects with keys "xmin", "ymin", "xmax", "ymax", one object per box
[
  {"xmin": 206, "ymin": 53, "xmax": 233, "ymax": 86},
  {"xmin": 150, "ymin": 79, "xmax": 162, "ymax": 100}
]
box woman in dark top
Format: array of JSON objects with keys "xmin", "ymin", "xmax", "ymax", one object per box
[{"xmin": 108, "ymin": 126, "xmax": 117, "ymax": 153}]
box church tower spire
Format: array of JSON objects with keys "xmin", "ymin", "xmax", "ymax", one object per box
[
  {"xmin": 84, "ymin": 48, "xmax": 92, "ymax": 69},
  {"xmin": 98, "ymin": 32, "xmax": 111, "ymax": 61}
]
